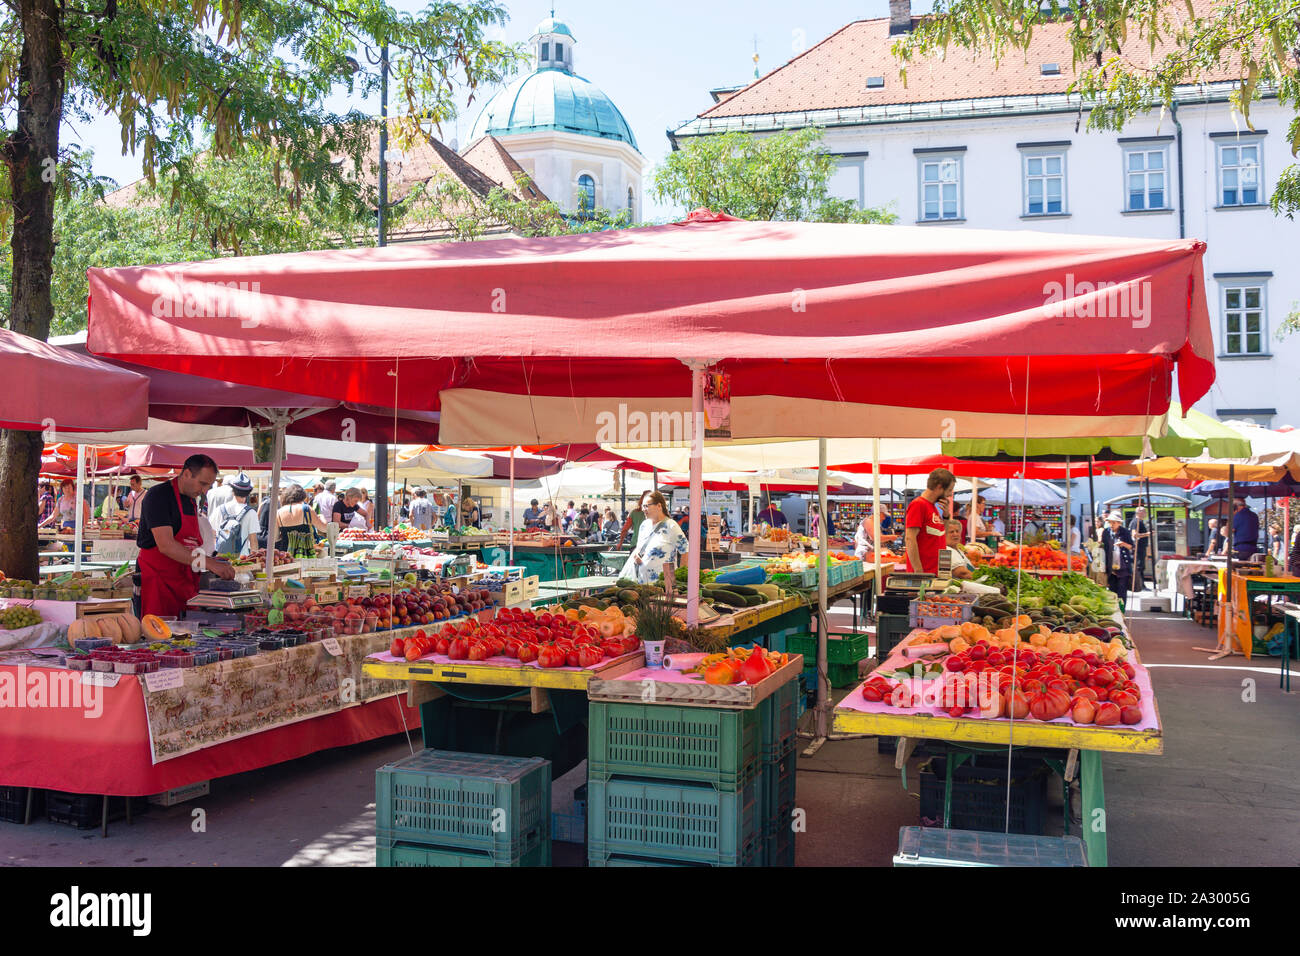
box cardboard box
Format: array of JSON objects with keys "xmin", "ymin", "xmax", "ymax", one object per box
[{"xmin": 148, "ymin": 780, "xmax": 210, "ymax": 806}]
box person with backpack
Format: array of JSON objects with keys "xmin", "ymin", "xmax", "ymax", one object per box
[{"xmin": 214, "ymin": 474, "xmax": 260, "ymax": 557}]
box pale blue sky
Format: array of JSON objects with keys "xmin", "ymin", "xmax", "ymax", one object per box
[{"xmin": 63, "ymin": 0, "xmax": 933, "ymax": 222}]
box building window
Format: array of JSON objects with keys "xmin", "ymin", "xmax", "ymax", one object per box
[
  {"xmin": 1123, "ymin": 145, "xmax": 1168, "ymax": 210},
  {"xmin": 577, "ymin": 174, "xmax": 596, "ymax": 214},
  {"xmin": 1022, "ymin": 150, "xmax": 1066, "ymax": 215},
  {"xmin": 627, "ymin": 186, "xmax": 635, "ymax": 218},
  {"xmin": 917, "ymin": 154, "xmax": 962, "ymax": 220},
  {"xmin": 554, "ymin": 42, "xmax": 563, "ymax": 63},
  {"xmin": 1219, "ymin": 279, "xmax": 1268, "ymax": 355},
  {"xmin": 1218, "ymin": 140, "xmax": 1262, "ymax": 206}
]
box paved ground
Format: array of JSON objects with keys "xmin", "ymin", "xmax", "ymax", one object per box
[{"xmin": 1, "ymin": 605, "xmax": 1296, "ymax": 866}]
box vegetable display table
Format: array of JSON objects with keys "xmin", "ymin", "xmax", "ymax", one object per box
[{"xmin": 832, "ymin": 626, "xmax": 1163, "ymax": 867}]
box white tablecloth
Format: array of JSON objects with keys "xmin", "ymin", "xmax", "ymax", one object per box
[{"xmin": 1163, "ymin": 559, "xmax": 1221, "ymax": 599}]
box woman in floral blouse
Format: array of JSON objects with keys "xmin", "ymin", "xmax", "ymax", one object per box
[{"xmin": 619, "ymin": 491, "xmax": 688, "ymax": 584}]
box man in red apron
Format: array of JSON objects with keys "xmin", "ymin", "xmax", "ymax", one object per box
[{"xmin": 137, "ymin": 454, "xmax": 235, "ymax": 617}]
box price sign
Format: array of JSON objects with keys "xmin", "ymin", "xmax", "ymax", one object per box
[
  {"xmin": 80, "ymin": 671, "xmax": 122, "ymax": 688},
  {"xmin": 321, "ymin": 637, "xmax": 343, "ymax": 657},
  {"xmin": 142, "ymin": 669, "xmax": 185, "ymax": 692}
]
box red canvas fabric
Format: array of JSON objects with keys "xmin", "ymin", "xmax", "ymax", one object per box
[
  {"xmin": 86, "ymin": 217, "xmax": 1215, "ymax": 429},
  {"xmin": 2, "ymin": 328, "xmax": 148, "ymax": 432}
]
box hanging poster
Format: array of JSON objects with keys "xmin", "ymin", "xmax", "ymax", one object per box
[{"xmin": 703, "ymin": 368, "xmax": 731, "ymax": 440}]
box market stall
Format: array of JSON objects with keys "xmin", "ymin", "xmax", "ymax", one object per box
[{"xmin": 82, "ymin": 213, "xmax": 1217, "ymax": 864}]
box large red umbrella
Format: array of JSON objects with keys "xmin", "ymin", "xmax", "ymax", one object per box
[
  {"xmin": 122, "ymin": 444, "xmax": 360, "ymax": 473},
  {"xmin": 2, "ymin": 328, "xmax": 148, "ymax": 432},
  {"xmin": 86, "ymin": 212, "xmax": 1215, "ymax": 443},
  {"xmin": 60, "ymin": 342, "xmax": 437, "ymax": 444},
  {"xmin": 835, "ymin": 454, "xmax": 1114, "ymax": 479}
]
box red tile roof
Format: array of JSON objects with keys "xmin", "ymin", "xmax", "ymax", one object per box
[
  {"xmin": 460, "ymin": 135, "xmax": 549, "ymax": 202},
  {"xmin": 695, "ymin": 7, "xmax": 1240, "ymax": 119}
]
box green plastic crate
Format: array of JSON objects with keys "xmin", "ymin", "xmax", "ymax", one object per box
[
  {"xmin": 802, "ymin": 661, "xmax": 861, "ymax": 690},
  {"xmin": 787, "ymin": 631, "xmax": 871, "ymax": 667},
  {"xmin": 587, "ymin": 775, "xmax": 762, "ymax": 867},
  {"xmin": 590, "ymin": 849, "xmax": 755, "ymax": 867},
  {"xmin": 760, "ymin": 679, "xmax": 799, "ymax": 762},
  {"xmin": 377, "ymin": 839, "xmax": 550, "ymax": 867},
  {"xmin": 587, "ymin": 701, "xmax": 761, "ymax": 789},
  {"xmin": 762, "ymin": 745, "xmax": 797, "ymax": 825},
  {"xmin": 375, "ymin": 749, "xmax": 550, "ymax": 858},
  {"xmin": 764, "ymin": 814, "xmax": 796, "ymax": 867},
  {"xmin": 875, "ymin": 614, "xmax": 911, "ymax": 663}
]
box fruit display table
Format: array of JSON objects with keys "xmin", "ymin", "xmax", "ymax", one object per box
[
  {"xmin": 0, "ymin": 637, "xmax": 423, "ymax": 796},
  {"xmin": 832, "ymin": 624, "xmax": 1163, "ymax": 867}
]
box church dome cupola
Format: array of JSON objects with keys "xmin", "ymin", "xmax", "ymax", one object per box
[{"xmin": 532, "ymin": 15, "xmax": 575, "ymax": 73}]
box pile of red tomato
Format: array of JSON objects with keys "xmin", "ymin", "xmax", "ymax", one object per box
[
  {"xmin": 390, "ymin": 609, "xmax": 639, "ymax": 669},
  {"xmin": 862, "ymin": 640, "xmax": 1144, "ymax": 727}
]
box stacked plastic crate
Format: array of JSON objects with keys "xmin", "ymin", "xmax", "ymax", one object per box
[
  {"xmin": 760, "ymin": 679, "xmax": 799, "ymax": 866},
  {"xmin": 374, "ymin": 750, "xmax": 552, "ymax": 867}
]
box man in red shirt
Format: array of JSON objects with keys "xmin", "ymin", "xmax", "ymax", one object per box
[{"xmin": 905, "ymin": 468, "xmax": 956, "ymax": 574}]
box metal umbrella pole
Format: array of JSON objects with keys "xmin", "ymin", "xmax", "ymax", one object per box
[
  {"xmin": 73, "ymin": 445, "xmax": 86, "ymax": 572},
  {"xmin": 1064, "ymin": 456, "xmax": 1072, "ymax": 568},
  {"xmin": 509, "ymin": 447, "xmax": 516, "ymax": 564},
  {"xmin": 1144, "ymin": 477, "xmax": 1159, "ymax": 597},
  {"xmin": 1088, "ymin": 459, "xmax": 1098, "ymax": 543}
]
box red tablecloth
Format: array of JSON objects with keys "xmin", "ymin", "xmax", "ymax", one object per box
[{"xmin": 0, "ymin": 665, "xmax": 420, "ymax": 795}]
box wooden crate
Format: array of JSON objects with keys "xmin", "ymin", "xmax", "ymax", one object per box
[
  {"xmin": 74, "ymin": 599, "xmax": 132, "ymax": 620},
  {"xmin": 587, "ymin": 654, "xmax": 804, "ymax": 710},
  {"xmin": 490, "ymin": 575, "xmax": 541, "ymax": 606},
  {"xmin": 752, "ymin": 539, "xmax": 793, "ymax": 554}
]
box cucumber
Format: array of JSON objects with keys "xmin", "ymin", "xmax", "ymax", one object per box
[
  {"xmin": 721, "ymin": 584, "xmax": 759, "ymax": 596},
  {"xmin": 741, "ymin": 594, "xmax": 765, "ymax": 606},
  {"xmin": 709, "ymin": 590, "xmax": 747, "ymax": 607}
]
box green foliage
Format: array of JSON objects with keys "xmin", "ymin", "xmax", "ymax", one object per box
[
  {"xmin": 395, "ymin": 172, "xmax": 639, "ymax": 242},
  {"xmin": 653, "ymin": 127, "xmax": 898, "ymax": 223},
  {"xmin": 893, "ymin": 0, "xmax": 1300, "ymax": 219}
]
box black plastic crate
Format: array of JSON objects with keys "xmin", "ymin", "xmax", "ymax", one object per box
[
  {"xmin": 875, "ymin": 614, "xmax": 911, "ymax": 662},
  {"xmin": 0, "ymin": 786, "xmax": 43, "ymax": 824},
  {"xmin": 918, "ymin": 756, "xmax": 1048, "ymax": 836},
  {"xmin": 876, "ymin": 591, "xmax": 913, "ymax": 616},
  {"xmin": 45, "ymin": 791, "xmax": 148, "ymax": 830}
]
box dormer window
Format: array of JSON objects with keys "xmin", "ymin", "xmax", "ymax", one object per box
[
  {"xmin": 554, "ymin": 43, "xmax": 563, "ymax": 63},
  {"xmin": 541, "ymin": 41, "xmax": 550, "ymax": 62}
]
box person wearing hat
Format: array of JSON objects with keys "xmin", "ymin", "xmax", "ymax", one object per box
[
  {"xmin": 1100, "ymin": 511, "xmax": 1135, "ymax": 608},
  {"xmin": 214, "ymin": 473, "xmax": 260, "ymax": 557}
]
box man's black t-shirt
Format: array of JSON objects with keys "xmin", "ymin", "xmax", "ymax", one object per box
[
  {"xmin": 332, "ymin": 500, "xmax": 359, "ymax": 526},
  {"xmin": 137, "ymin": 480, "xmax": 197, "ymax": 550}
]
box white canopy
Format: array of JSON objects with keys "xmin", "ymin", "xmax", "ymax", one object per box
[{"xmin": 955, "ymin": 478, "xmax": 1065, "ymax": 507}]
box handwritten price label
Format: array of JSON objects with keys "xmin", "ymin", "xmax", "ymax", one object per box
[
  {"xmin": 321, "ymin": 638, "xmax": 343, "ymax": 657},
  {"xmin": 79, "ymin": 671, "xmax": 121, "ymax": 688},
  {"xmin": 142, "ymin": 669, "xmax": 185, "ymax": 692}
]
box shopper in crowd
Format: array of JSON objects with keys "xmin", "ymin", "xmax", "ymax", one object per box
[
  {"xmin": 991, "ymin": 512, "xmax": 1007, "ymax": 537},
  {"xmin": 122, "ymin": 474, "xmax": 147, "ymax": 522},
  {"xmin": 523, "ymin": 498, "xmax": 543, "ymax": 529},
  {"xmin": 619, "ymin": 491, "xmax": 688, "ymax": 584},
  {"xmin": 36, "ymin": 481, "xmax": 56, "ymax": 528},
  {"xmin": 618, "ymin": 490, "xmax": 651, "ymax": 547},
  {"xmin": 1067, "ymin": 514, "xmax": 1083, "ymax": 557},
  {"xmin": 49, "ymin": 479, "xmax": 91, "ymax": 531},
  {"xmin": 904, "ymin": 468, "xmax": 956, "ymax": 575},
  {"xmin": 460, "ymin": 493, "xmax": 481, "ymax": 529},
  {"xmin": 1101, "ymin": 511, "xmax": 1135, "ymax": 608},
  {"xmin": 755, "ymin": 496, "xmax": 788, "ymax": 528},
  {"xmin": 355, "ymin": 487, "xmax": 374, "ymax": 529},
  {"xmin": 313, "ymin": 481, "xmax": 338, "ymax": 519},
  {"xmin": 1128, "ymin": 506, "xmax": 1152, "ymax": 590},
  {"xmin": 541, "ymin": 501, "xmax": 559, "ymax": 531},
  {"xmin": 1231, "ymin": 498, "xmax": 1260, "ymax": 560},
  {"xmin": 214, "ymin": 474, "xmax": 260, "ymax": 557},
  {"xmin": 808, "ymin": 502, "xmax": 821, "ymax": 539},
  {"xmin": 276, "ymin": 485, "xmax": 330, "ymax": 551},
  {"xmin": 206, "ymin": 474, "xmax": 233, "ymax": 518},
  {"xmin": 331, "ymin": 488, "xmax": 368, "ymax": 530},
  {"xmin": 137, "ymin": 454, "xmax": 236, "ymax": 616},
  {"xmin": 601, "ymin": 507, "xmax": 620, "ymax": 541},
  {"xmin": 1203, "ymin": 518, "xmax": 1221, "ymax": 556},
  {"xmin": 409, "ymin": 488, "xmax": 437, "ymax": 530},
  {"xmin": 1289, "ymin": 524, "xmax": 1300, "ymax": 578},
  {"xmin": 574, "ymin": 504, "xmax": 593, "ymax": 537},
  {"xmin": 944, "ymin": 520, "xmax": 975, "ymax": 580}
]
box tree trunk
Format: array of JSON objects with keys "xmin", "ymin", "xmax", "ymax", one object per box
[{"xmin": 0, "ymin": 0, "xmax": 64, "ymax": 582}]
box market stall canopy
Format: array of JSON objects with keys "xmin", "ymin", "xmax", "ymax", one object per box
[
  {"xmin": 52, "ymin": 338, "xmax": 439, "ymax": 445},
  {"xmin": 122, "ymin": 443, "xmax": 360, "ymax": 473},
  {"xmin": 954, "ymin": 478, "xmax": 1066, "ymax": 506},
  {"xmin": 657, "ymin": 468, "xmax": 871, "ymax": 494},
  {"xmin": 40, "ymin": 444, "xmax": 127, "ymax": 478},
  {"xmin": 513, "ymin": 465, "xmax": 643, "ymax": 502},
  {"xmin": 86, "ymin": 213, "xmax": 1215, "ymax": 443},
  {"xmin": 1191, "ymin": 476, "xmax": 1300, "ymax": 498},
  {"xmin": 940, "ymin": 403, "xmax": 1251, "ymax": 461},
  {"xmin": 2, "ymin": 328, "xmax": 149, "ymax": 432}
]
